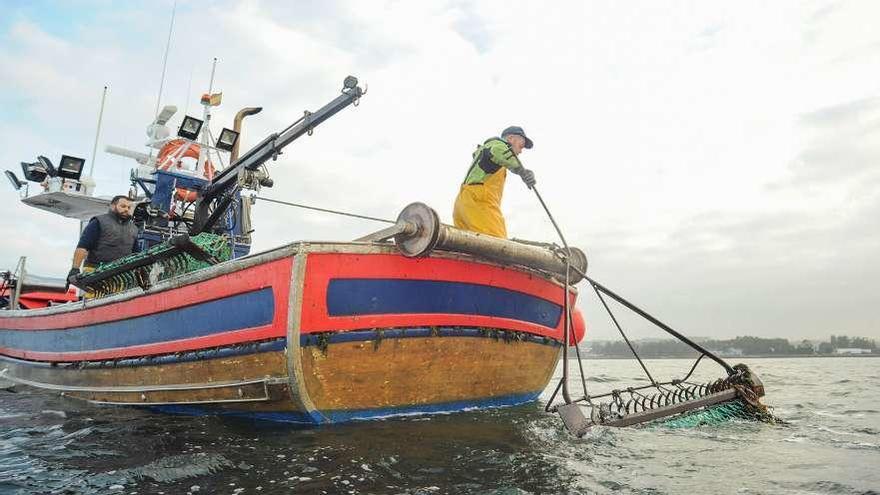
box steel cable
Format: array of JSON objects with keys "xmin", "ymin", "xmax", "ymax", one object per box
[{"xmin": 253, "ymin": 196, "xmax": 396, "ymax": 224}]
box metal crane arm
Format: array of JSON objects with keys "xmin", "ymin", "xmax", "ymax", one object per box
[{"xmin": 191, "ymin": 76, "xmax": 364, "ymax": 234}]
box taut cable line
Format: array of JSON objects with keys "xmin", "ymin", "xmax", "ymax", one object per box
[{"xmin": 252, "ymin": 196, "xmax": 396, "ymax": 224}]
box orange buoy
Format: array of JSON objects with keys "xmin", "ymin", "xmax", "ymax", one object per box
[{"xmin": 569, "ymin": 307, "xmax": 587, "ymax": 345}]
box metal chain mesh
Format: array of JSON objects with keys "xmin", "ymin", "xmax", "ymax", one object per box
[{"xmin": 88, "ymin": 233, "xmax": 231, "ymax": 298}]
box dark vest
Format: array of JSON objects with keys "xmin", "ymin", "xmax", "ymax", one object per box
[{"xmin": 85, "ymin": 213, "xmax": 138, "ymax": 265}]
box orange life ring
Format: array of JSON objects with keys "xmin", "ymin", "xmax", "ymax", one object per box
[
  {"xmin": 156, "ymin": 139, "xmax": 215, "ymax": 202},
  {"xmin": 173, "ymin": 189, "xmax": 197, "ymax": 203}
]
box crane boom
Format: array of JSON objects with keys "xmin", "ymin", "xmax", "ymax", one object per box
[{"xmin": 191, "ymin": 76, "xmax": 364, "ymax": 234}]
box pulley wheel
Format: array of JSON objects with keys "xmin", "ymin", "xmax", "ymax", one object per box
[{"xmin": 394, "ymin": 202, "xmax": 441, "ymax": 257}]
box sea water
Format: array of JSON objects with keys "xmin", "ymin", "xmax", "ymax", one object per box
[{"xmin": 0, "ymin": 357, "xmax": 877, "ymax": 494}]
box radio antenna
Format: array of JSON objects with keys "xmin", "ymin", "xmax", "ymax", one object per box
[{"xmin": 153, "ymin": 0, "xmax": 178, "ymax": 120}]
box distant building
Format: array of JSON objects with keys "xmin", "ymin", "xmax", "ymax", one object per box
[
  {"xmin": 834, "ymin": 348, "xmax": 873, "ymax": 355},
  {"xmin": 718, "ymin": 348, "xmax": 743, "ymax": 357}
]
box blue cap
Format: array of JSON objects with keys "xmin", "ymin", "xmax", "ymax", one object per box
[{"xmin": 501, "ymin": 126, "xmax": 533, "ymax": 149}]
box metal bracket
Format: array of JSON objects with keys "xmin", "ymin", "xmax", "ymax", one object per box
[
  {"xmin": 10, "ymin": 257, "xmax": 25, "ymax": 310},
  {"xmin": 557, "ymin": 403, "xmax": 592, "ymax": 437},
  {"xmin": 354, "ymin": 222, "xmax": 415, "ymax": 243},
  {"xmin": 352, "ymin": 203, "xmax": 442, "ymax": 257}
]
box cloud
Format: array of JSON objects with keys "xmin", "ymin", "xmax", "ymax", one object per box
[
  {"xmin": 449, "ymin": 3, "xmax": 493, "ymax": 54},
  {"xmin": 774, "ymin": 97, "xmax": 880, "ymax": 189},
  {"xmin": 801, "ymin": 96, "xmax": 880, "ymax": 127},
  {"xmin": 580, "ymin": 173, "xmax": 880, "ymax": 340},
  {"xmin": 0, "ymin": 1, "xmax": 878, "ymax": 342}
]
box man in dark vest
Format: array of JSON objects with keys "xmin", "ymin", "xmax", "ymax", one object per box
[{"xmin": 68, "ymin": 195, "xmax": 138, "ymax": 285}]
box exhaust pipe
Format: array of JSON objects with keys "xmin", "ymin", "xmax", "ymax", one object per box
[{"xmin": 231, "ymin": 107, "xmax": 263, "ymax": 162}]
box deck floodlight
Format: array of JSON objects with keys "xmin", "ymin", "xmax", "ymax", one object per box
[
  {"xmin": 178, "ymin": 115, "xmax": 204, "ymax": 140},
  {"xmin": 37, "ymin": 155, "xmax": 57, "ymax": 177},
  {"xmin": 57, "ymin": 155, "xmax": 86, "ymax": 180},
  {"xmin": 216, "ymin": 128, "xmax": 239, "ymax": 152},
  {"xmin": 343, "ymin": 75, "xmax": 358, "ymax": 90},
  {"xmin": 5, "ymin": 170, "xmax": 24, "ymax": 190},
  {"xmin": 20, "ymin": 161, "xmax": 48, "ymax": 182}
]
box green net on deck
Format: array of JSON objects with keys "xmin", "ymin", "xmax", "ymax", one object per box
[{"xmin": 88, "ymin": 233, "xmax": 231, "ymax": 297}]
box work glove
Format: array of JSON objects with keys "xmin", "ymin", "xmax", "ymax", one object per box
[
  {"xmin": 519, "ymin": 168, "xmax": 536, "ymax": 189},
  {"xmin": 66, "ymin": 267, "xmax": 80, "ymax": 291}
]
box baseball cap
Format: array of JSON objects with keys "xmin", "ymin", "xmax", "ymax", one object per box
[{"xmin": 501, "ymin": 126, "xmax": 533, "ymax": 149}]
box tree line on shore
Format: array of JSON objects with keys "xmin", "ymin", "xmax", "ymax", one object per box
[{"xmin": 586, "ymin": 335, "xmax": 877, "ymax": 358}]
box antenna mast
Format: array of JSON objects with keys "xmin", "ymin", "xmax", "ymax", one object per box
[
  {"xmin": 87, "ymin": 86, "xmax": 108, "ymax": 178},
  {"xmin": 153, "ymin": 0, "xmax": 177, "ymax": 120},
  {"xmin": 198, "ymin": 57, "xmax": 219, "ymax": 174}
]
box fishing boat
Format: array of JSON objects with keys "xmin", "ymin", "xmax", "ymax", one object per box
[
  {"xmin": 0, "ymin": 76, "xmax": 597, "ymax": 424},
  {"xmin": 1, "ymin": 71, "xmax": 771, "ymax": 431},
  {"xmin": 1, "ymin": 262, "xmax": 76, "ymax": 310}
]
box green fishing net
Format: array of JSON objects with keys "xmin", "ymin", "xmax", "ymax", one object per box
[
  {"xmin": 88, "ymin": 233, "xmax": 231, "ymax": 297},
  {"xmin": 650, "ymin": 399, "xmax": 771, "ymax": 429}
]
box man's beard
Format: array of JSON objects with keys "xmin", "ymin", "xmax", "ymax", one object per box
[{"xmin": 113, "ymin": 209, "xmax": 131, "ymax": 221}]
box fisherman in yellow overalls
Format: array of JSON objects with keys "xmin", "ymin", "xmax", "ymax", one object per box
[{"xmin": 453, "ymin": 126, "xmax": 537, "ymax": 238}]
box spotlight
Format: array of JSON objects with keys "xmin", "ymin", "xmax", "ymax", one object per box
[
  {"xmin": 177, "ymin": 115, "xmax": 204, "ymax": 140},
  {"xmin": 216, "ymin": 128, "xmax": 239, "ymax": 152},
  {"xmin": 36, "ymin": 156, "xmax": 57, "ymax": 177},
  {"xmin": 57, "ymin": 155, "xmax": 86, "ymax": 180},
  {"xmin": 4, "ymin": 170, "xmax": 24, "ymax": 190},
  {"xmin": 20, "ymin": 161, "xmax": 48, "ymax": 182},
  {"xmin": 343, "ymin": 76, "xmax": 358, "ymax": 90}
]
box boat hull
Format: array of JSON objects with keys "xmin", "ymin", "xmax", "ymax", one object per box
[
  {"xmin": 299, "ymin": 330, "xmax": 559, "ymax": 422},
  {"xmin": 0, "ymin": 243, "xmax": 580, "ymax": 424}
]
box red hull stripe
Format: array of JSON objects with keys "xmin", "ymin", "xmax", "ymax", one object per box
[
  {"xmin": 301, "ymin": 253, "xmax": 576, "ymax": 342},
  {"xmin": 0, "ymin": 288, "xmax": 273, "ymax": 353},
  {"xmin": 0, "ymin": 258, "xmax": 292, "ymax": 330},
  {"xmin": 0, "ymin": 258, "xmax": 293, "ymax": 331},
  {"xmin": 0, "ymin": 258, "xmax": 292, "ymax": 362}
]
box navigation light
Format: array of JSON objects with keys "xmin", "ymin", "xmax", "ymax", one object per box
[
  {"xmin": 57, "ymin": 155, "xmax": 86, "ymax": 180},
  {"xmin": 36, "ymin": 156, "xmax": 57, "ymax": 177},
  {"xmin": 178, "ymin": 116, "xmax": 204, "ymax": 140},
  {"xmin": 216, "ymin": 128, "xmax": 239, "ymax": 152},
  {"xmin": 4, "ymin": 170, "xmax": 23, "ymax": 190},
  {"xmin": 20, "ymin": 161, "xmax": 48, "ymax": 182}
]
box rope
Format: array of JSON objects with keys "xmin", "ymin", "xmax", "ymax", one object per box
[
  {"xmin": 530, "ymin": 186, "xmax": 589, "ymax": 405},
  {"xmin": 252, "ymin": 196, "xmax": 396, "ymax": 224},
  {"xmin": 590, "ymin": 282, "xmax": 657, "ymax": 386}
]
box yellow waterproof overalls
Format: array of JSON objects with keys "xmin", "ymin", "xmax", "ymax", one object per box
[
  {"xmin": 453, "ymin": 168, "xmax": 508, "ymax": 238},
  {"xmin": 453, "ymin": 138, "xmax": 520, "ymax": 238}
]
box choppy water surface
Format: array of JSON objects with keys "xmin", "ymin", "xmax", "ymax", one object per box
[{"xmin": 1, "ymin": 357, "xmax": 877, "ymax": 494}]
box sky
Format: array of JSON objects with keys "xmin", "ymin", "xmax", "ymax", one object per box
[{"xmin": 0, "ymin": 0, "xmax": 877, "ymax": 341}]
